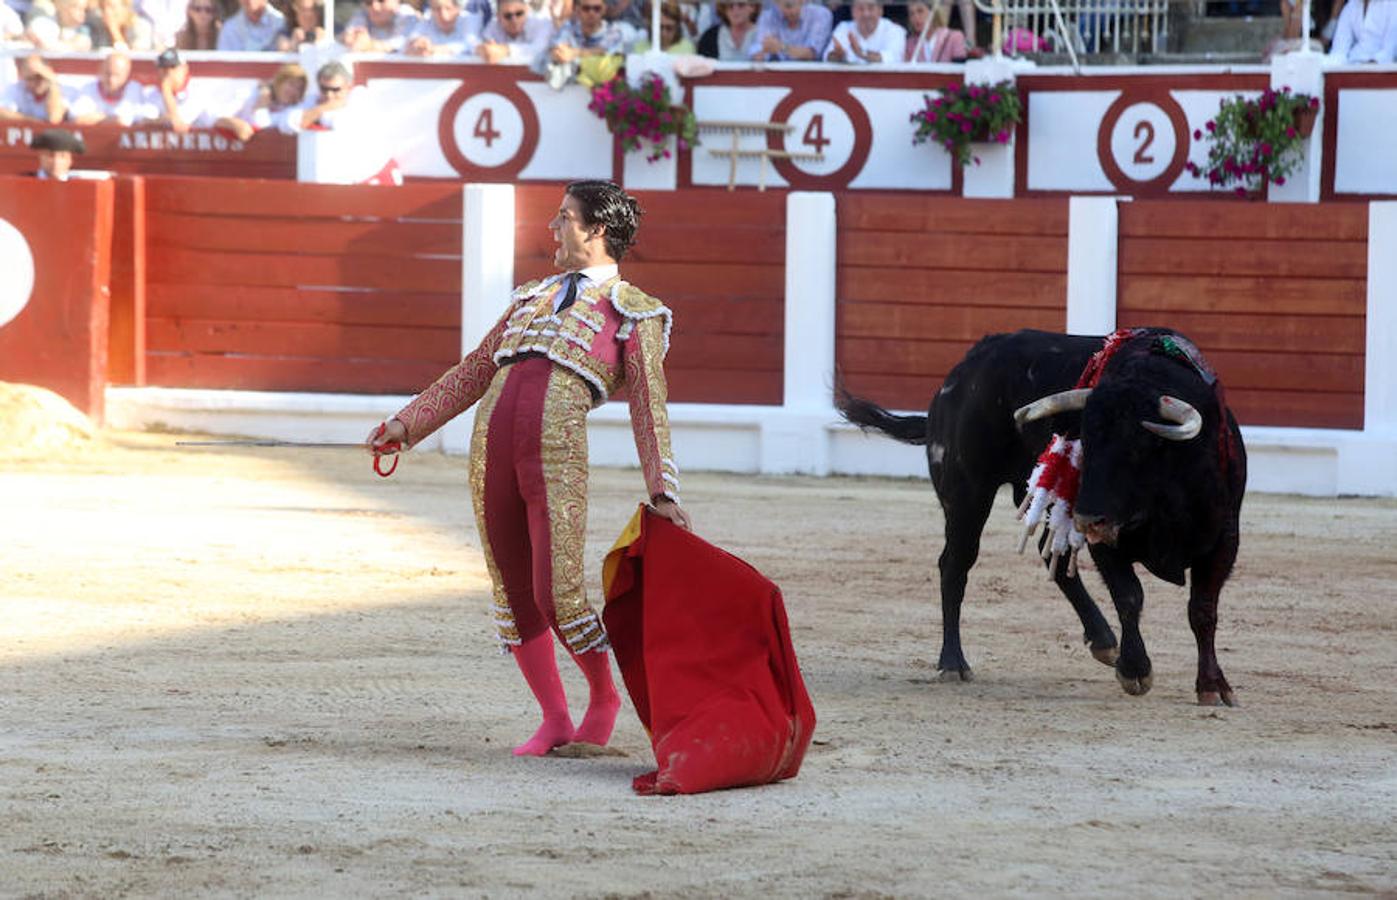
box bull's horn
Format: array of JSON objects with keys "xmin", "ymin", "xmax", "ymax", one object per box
[
  {"xmin": 1142, "ymin": 395, "xmax": 1202, "ymax": 441},
  {"xmin": 1013, "ymin": 389, "xmax": 1092, "ymax": 428}
]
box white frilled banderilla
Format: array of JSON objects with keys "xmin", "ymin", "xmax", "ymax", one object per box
[{"xmin": 1016, "ymin": 434, "xmax": 1088, "ymax": 579}]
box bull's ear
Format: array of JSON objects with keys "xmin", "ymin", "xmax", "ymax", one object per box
[
  {"xmin": 1013, "ymin": 388, "xmax": 1091, "ymax": 430},
  {"xmin": 1141, "ymin": 395, "xmax": 1202, "ymax": 441}
]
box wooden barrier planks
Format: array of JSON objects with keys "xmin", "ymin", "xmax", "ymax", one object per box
[
  {"xmin": 514, "ymin": 185, "xmax": 786, "ymax": 405},
  {"xmin": 1118, "ymin": 200, "xmax": 1368, "ymax": 429},
  {"xmin": 835, "ymin": 194, "xmax": 1070, "ymax": 411},
  {"xmin": 142, "ymin": 177, "xmax": 463, "ymax": 394}
]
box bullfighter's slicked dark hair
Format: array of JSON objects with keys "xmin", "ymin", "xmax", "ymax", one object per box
[{"xmin": 565, "ymin": 180, "xmax": 643, "ymax": 262}]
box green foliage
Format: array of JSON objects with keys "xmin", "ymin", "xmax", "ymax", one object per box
[{"xmin": 1188, "ymin": 87, "xmax": 1319, "ymax": 196}]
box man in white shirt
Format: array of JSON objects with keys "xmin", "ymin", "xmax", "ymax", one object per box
[
  {"xmin": 1328, "ymin": 0, "xmax": 1397, "ymax": 63},
  {"xmin": 477, "ymin": 0, "xmax": 553, "ymax": 62},
  {"xmin": 24, "ymin": 0, "xmax": 94, "ymax": 51},
  {"xmin": 0, "ymin": 55, "xmax": 68, "ymax": 124},
  {"xmin": 824, "ymin": 0, "xmax": 904, "ymax": 63},
  {"xmin": 137, "ymin": 0, "xmax": 192, "ymax": 49},
  {"xmin": 1, "ymin": 2, "xmax": 24, "ymax": 42},
  {"xmin": 145, "ymin": 48, "xmax": 216, "ymax": 133},
  {"xmin": 216, "ymin": 0, "xmax": 287, "ymax": 51},
  {"xmin": 341, "ymin": 0, "xmax": 421, "ymax": 52},
  {"xmin": 404, "ymin": 0, "xmax": 483, "ymax": 55},
  {"xmin": 70, "ymin": 51, "xmax": 151, "ymax": 126}
]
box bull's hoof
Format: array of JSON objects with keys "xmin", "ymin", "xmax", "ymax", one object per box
[
  {"xmin": 1090, "ymin": 645, "xmax": 1120, "ymax": 667},
  {"xmin": 1197, "ymin": 690, "xmax": 1238, "ymax": 707},
  {"xmin": 938, "ymin": 667, "xmax": 974, "ymax": 683},
  {"xmin": 1116, "ymin": 670, "xmax": 1153, "ymax": 696}
]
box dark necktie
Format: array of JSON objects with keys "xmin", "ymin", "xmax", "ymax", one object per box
[{"xmin": 557, "ymin": 272, "xmax": 582, "ymax": 312}]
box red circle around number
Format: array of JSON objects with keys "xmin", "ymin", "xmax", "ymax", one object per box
[
  {"xmin": 438, "ymin": 81, "xmax": 540, "ymax": 180},
  {"xmin": 766, "ymin": 88, "xmax": 872, "ymax": 191},
  {"xmin": 1096, "ymin": 91, "xmax": 1190, "ymax": 195}
]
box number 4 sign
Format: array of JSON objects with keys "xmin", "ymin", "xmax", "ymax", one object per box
[{"xmin": 438, "ymin": 82, "xmax": 540, "ymax": 179}]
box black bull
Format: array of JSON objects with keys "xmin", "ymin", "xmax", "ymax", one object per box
[{"xmin": 837, "ymin": 329, "xmax": 1247, "ymax": 706}]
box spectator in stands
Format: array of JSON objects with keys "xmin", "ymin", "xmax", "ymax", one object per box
[
  {"xmin": 294, "ymin": 59, "xmax": 356, "ymax": 129},
  {"xmin": 1264, "ymin": 0, "xmax": 1324, "ymax": 60},
  {"xmin": 523, "ymin": 0, "xmax": 568, "ymax": 28},
  {"xmin": 753, "ymin": 0, "xmax": 831, "ymax": 60},
  {"xmin": 404, "ymin": 0, "xmax": 482, "ymax": 55},
  {"xmin": 0, "ymin": 55, "xmax": 68, "ymax": 123},
  {"xmin": 602, "ymin": 0, "xmax": 643, "ymax": 29},
  {"xmin": 216, "ymin": 0, "xmax": 285, "ymax": 50},
  {"xmin": 92, "ymin": 0, "xmax": 155, "ymax": 48},
  {"xmin": 697, "ymin": 0, "xmax": 759, "ymax": 59},
  {"xmin": 540, "ymin": 0, "xmax": 633, "ymax": 87},
  {"xmin": 635, "ymin": 1, "xmax": 694, "ymax": 52},
  {"xmin": 137, "ymin": 0, "xmax": 190, "ymax": 49},
  {"xmin": 146, "ymin": 47, "xmax": 216, "ymax": 132},
  {"xmin": 28, "ymin": 127, "xmax": 83, "ymax": 180},
  {"xmin": 215, "ymin": 62, "xmax": 306, "ymax": 139},
  {"xmin": 342, "ymin": 0, "xmax": 420, "ymax": 52},
  {"xmin": 70, "ymin": 50, "xmax": 149, "ymax": 124},
  {"xmin": 904, "ymin": 0, "xmax": 965, "ymax": 61},
  {"xmin": 824, "ymin": 0, "xmax": 902, "ymax": 62},
  {"xmin": 25, "ymin": 0, "xmax": 94, "ymax": 50},
  {"xmin": 274, "ymin": 0, "xmax": 330, "ymax": 48},
  {"xmin": 176, "ymin": 0, "xmax": 223, "ymax": 48},
  {"xmin": 1327, "ymin": 0, "xmax": 1397, "ymax": 62},
  {"xmin": 2, "ymin": 3, "xmax": 26, "ymax": 43},
  {"xmin": 477, "ymin": 0, "xmax": 553, "ymax": 62}
]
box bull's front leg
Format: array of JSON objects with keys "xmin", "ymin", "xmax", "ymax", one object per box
[
  {"xmin": 1091, "ymin": 549, "xmax": 1153, "ymax": 696},
  {"xmin": 1189, "ymin": 530, "xmax": 1239, "ymax": 707}
]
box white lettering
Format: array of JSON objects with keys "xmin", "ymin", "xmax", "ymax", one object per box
[
  {"xmin": 119, "ymin": 132, "xmax": 132, "ymax": 149},
  {"xmin": 196, "ymin": 132, "xmax": 211, "ymax": 151},
  {"xmin": 150, "ymin": 131, "xmax": 163, "ymax": 150},
  {"xmin": 230, "ymin": 140, "xmax": 245, "ymax": 152},
  {"xmin": 6, "ymin": 127, "xmax": 21, "ymax": 146},
  {"xmin": 134, "ymin": 132, "xmax": 149, "ymax": 149},
  {"xmin": 212, "ymin": 134, "xmax": 227, "ymax": 151},
  {"xmin": 182, "ymin": 133, "xmax": 195, "ymax": 150}
]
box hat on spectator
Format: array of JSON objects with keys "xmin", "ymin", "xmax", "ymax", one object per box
[
  {"xmin": 30, "ymin": 129, "xmax": 85, "ymax": 154},
  {"xmin": 155, "ymin": 48, "xmax": 182, "ymax": 68}
]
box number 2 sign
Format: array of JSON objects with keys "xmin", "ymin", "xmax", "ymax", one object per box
[{"xmin": 1096, "ymin": 91, "xmax": 1189, "ymax": 194}]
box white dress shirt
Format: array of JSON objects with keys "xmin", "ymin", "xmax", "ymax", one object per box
[
  {"xmin": 823, "ymin": 17, "xmax": 906, "ymax": 63},
  {"xmin": 553, "ymin": 263, "xmax": 619, "ymax": 312},
  {"xmin": 70, "ymin": 79, "xmax": 152, "ymax": 126},
  {"xmin": 1328, "ymin": 0, "xmax": 1397, "ymax": 63}
]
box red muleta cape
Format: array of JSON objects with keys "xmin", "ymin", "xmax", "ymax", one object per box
[{"xmin": 602, "ymin": 506, "xmax": 817, "ymax": 795}]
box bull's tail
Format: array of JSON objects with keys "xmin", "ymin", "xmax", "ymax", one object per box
[{"xmin": 835, "ymin": 387, "xmax": 928, "ymax": 446}]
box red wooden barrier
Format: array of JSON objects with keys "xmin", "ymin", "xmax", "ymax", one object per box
[
  {"xmin": 0, "ymin": 176, "xmax": 115, "ymax": 420},
  {"xmin": 1118, "ymin": 201, "xmax": 1368, "ymax": 429},
  {"xmin": 141, "ymin": 177, "xmax": 463, "ymax": 394},
  {"xmin": 514, "ymin": 185, "xmax": 786, "ymax": 405},
  {"xmin": 835, "ymin": 194, "xmax": 1070, "ymax": 410}
]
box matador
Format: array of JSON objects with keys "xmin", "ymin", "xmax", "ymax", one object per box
[{"xmin": 369, "ymin": 181, "xmax": 690, "ymax": 756}]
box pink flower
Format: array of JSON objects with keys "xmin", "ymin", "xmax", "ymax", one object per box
[
  {"xmin": 1206, "ymin": 120, "xmax": 1216, "ymax": 132},
  {"xmin": 1309, "ymin": 97, "xmax": 1320, "ymax": 109},
  {"xmin": 1193, "ymin": 129, "xmax": 1202, "ymax": 140},
  {"xmin": 1259, "ymin": 142, "xmax": 1272, "ymax": 157},
  {"xmin": 928, "ymin": 112, "xmax": 938, "ymax": 122},
  {"xmin": 1275, "ymin": 175, "xmax": 1286, "ymax": 185},
  {"xmin": 968, "ymin": 85, "xmax": 982, "ymax": 99},
  {"xmin": 1234, "ymin": 187, "xmax": 1248, "ymax": 197},
  {"xmin": 1286, "ymin": 126, "xmax": 1297, "ymax": 138},
  {"xmin": 960, "ymin": 121, "xmax": 973, "ymax": 133},
  {"xmin": 989, "ymin": 93, "xmax": 1000, "ymax": 104},
  {"xmin": 995, "ymin": 130, "xmax": 1010, "ymax": 143},
  {"xmin": 972, "ymin": 155, "xmax": 981, "ymax": 165}
]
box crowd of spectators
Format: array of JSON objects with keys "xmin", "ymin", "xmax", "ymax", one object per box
[
  {"xmin": 2, "ymin": 0, "xmax": 1005, "ymax": 69},
  {"xmin": 2, "ymin": 0, "xmax": 1394, "ymax": 142}
]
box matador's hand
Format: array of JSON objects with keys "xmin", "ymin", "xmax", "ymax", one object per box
[
  {"xmin": 652, "ymin": 497, "xmax": 692, "ymax": 531},
  {"xmin": 367, "ymin": 418, "xmax": 407, "ymax": 454}
]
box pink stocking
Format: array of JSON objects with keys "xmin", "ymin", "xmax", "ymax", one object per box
[
  {"xmin": 570, "ymin": 648, "xmax": 622, "ymax": 746},
  {"xmin": 510, "ymin": 633, "xmax": 575, "ymax": 756}
]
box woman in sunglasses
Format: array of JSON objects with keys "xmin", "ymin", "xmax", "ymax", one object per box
[{"xmin": 175, "ymin": 0, "xmax": 223, "ymax": 49}]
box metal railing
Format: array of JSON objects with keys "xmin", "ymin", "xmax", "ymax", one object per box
[{"xmin": 972, "ymin": 0, "xmax": 1174, "ymax": 61}]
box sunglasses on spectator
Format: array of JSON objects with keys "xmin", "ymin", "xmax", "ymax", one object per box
[
  {"xmin": 500, "ymin": 8, "xmax": 525, "ymax": 16},
  {"xmin": 578, "ymin": 4, "xmax": 604, "ymax": 10},
  {"xmin": 320, "ymin": 83, "xmax": 345, "ymax": 92}
]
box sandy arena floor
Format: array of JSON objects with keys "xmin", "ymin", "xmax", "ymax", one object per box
[{"xmin": 3, "ymin": 430, "xmax": 1396, "ymax": 897}]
